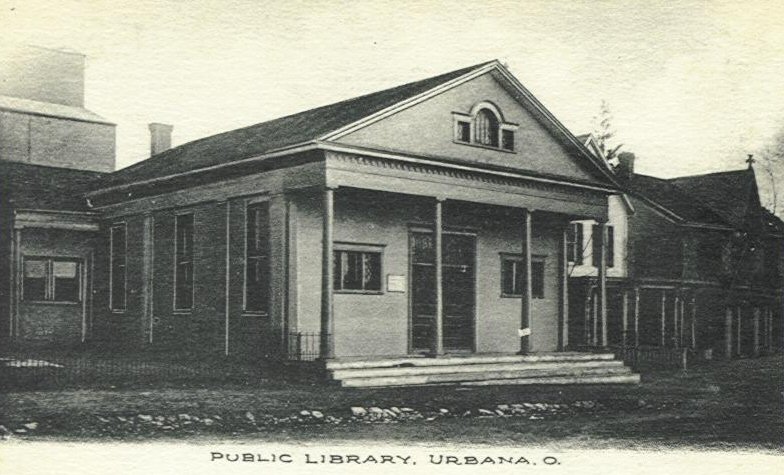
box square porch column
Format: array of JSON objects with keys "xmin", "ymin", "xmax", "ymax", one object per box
[
  {"xmin": 431, "ymin": 197, "xmax": 445, "ymax": 356},
  {"xmin": 559, "ymin": 224, "xmax": 569, "ymax": 351},
  {"xmin": 319, "ymin": 187, "xmax": 335, "ymax": 359},
  {"xmin": 598, "ymin": 222, "xmax": 608, "ymax": 347},
  {"xmin": 519, "ymin": 208, "xmax": 533, "ymax": 353}
]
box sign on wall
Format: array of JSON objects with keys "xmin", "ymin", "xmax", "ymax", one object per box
[{"xmin": 386, "ymin": 274, "xmax": 406, "ymax": 293}]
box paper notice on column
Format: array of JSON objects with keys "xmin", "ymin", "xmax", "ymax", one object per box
[{"xmin": 518, "ymin": 328, "xmax": 531, "ymax": 337}]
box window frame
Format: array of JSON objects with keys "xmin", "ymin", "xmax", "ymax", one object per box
[
  {"xmin": 567, "ymin": 222, "xmax": 584, "ymax": 265},
  {"xmin": 109, "ymin": 222, "xmax": 127, "ymax": 312},
  {"xmin": 333, "ymin": 242, "xmax": 385, "ymax": 295},
  {"xmin": 592, "ymin": 224, "xmax": 615, "ymax": 268},
  {"xmin": 173, "ymin": 212, "xmax": 195, "ymax": 313},
  {"xmin": 243, "ymin": 199, "xmax": 271, "ymax": 314},
  {"xmin": 22, "ymin": 256, "xmax": 82, "ymax": 304},
  {"xmin": 499, "ymin": 253, "xmax": 546, "ymax": 299},
  {"xmin": 452, "ymin": 102, "xmax": 519, "ymax": 153}
]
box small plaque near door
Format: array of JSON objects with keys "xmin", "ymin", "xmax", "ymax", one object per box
[{"xmin": 387, "ymin": 274, "xmax": 406, "ymax": 293}]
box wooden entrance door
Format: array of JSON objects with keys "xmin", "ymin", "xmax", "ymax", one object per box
[{"xmin": 410, "ymin": 230, "xmax": 475, "ymax": 352}]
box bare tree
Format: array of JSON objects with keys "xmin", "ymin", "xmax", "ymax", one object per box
[
  {"xmin": 592, "ymin": 99, "xmax": 623, "ymax": 163},
  {"xmin": 758, "ymin": 126, "xmax": 784, "ymax": 216}
]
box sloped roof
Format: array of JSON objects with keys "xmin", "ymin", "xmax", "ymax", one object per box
[
  {"xmin": 0, "ymin": 161, "xmax": 104, "ymax": 212},
  {"xmin": 668, "ymin": 168, "xmax": 757, "ymax": 229},
  {"xmin": 101, "ymin": 61, "xmax": 495, "ymax": 188},
  {"xmin": 628, "ymin": 173, "xmax": 729, "ymax": 226},
  {"xmin": 0, "ymin": 94, "xmax": 113, "ymax": 125}
]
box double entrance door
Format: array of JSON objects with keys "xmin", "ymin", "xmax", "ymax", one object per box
[{"xmin": 410, "ymin": 229, "xmax": 476, "ymax": 353}]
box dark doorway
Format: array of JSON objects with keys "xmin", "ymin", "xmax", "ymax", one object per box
[{"xmin": 410, "ymin": 230, "xmax": 476, "ymax": 353}]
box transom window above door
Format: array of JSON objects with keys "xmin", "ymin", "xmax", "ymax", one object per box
[{"xmin": 453, "ymin": 101, "xmax": 519, "ymax": 152}]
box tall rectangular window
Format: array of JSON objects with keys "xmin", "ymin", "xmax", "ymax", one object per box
[
  {"xmin": 174, "ymin": 213, "xmax": 194, "ymax": 311},
  {"xmin": 501, "ymin": 255, "xmax": 545, "ymax": 299},
  {"xmin": 245, "ymin": 202, "xmax": 270, "ymax": 313},
  {"xmin": 23, "ymin": 257, "xmax": 80, "ymax": 303},
  {"xmin": 592, "ymin": 224, "xmax": 614, "ymax": 268},
  {"xmin": 110, "ymin": 223, "xmax": 127, "ymax": 311},
  {"xmin": 567, "ymin": 223, "xmax": 584, "ymax": 264}
]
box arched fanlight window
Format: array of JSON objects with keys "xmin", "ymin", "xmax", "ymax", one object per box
[{"xmin": 474, "ymin": 109, "xmax": 499, "ymax": 147}]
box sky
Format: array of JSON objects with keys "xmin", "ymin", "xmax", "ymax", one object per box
[{"xmin": 3, "ymin": 0, "xmax": 784, "ymax": 185}]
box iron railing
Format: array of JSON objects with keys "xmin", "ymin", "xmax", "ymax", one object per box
[
  {"xmin": 613, "ymin": 345, "xmax": 691, "ymax": 370},
  {"xmin": 285, "ymin": 332, "xmax": 325, "ymax": 361}
]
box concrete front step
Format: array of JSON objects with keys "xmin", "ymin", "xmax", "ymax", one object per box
[
  {"xmin": 337, "ymin": 366, "xmax": 636, "ymax": 388},
  {"xmin": 460, "ymin": 373, "xmax": 641, "ymax": 387},
  {"xmin": 326, "ymin": 352, "xmax": 616, "ymax": 371},
  {"xmin": 330, "ymin": 359, "xmax": 625, "ymax": 380}
]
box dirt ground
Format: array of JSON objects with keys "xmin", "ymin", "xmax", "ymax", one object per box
[{"xmin": 0, "ymin": 355, "xmax": 781, "ymax": 449}]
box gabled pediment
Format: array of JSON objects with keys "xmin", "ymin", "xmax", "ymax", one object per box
[{"xmin": 330, "ymin": 63, "xmax": 617, "ymax": 188}]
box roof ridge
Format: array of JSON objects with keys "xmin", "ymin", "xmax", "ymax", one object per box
[
  {"xmin": 117, "ymin": 60, "xmax": 497, "ymax": 173},
  {"xmin": 0, "ymin": 160, "xmax": 107, "ymax": 175},
  {"xmin": 629, "ymin": 172, "xmax": 734, "ymax": 227},
  {"xmin": 667, "ymin": 167, "xmax": 752, "ymax": 181}
]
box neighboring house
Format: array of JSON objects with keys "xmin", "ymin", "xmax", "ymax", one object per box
[
  {"xmin": 617, "ymin": 159, "xmax": 783, "ymax": 358},
  {"xmin": 0, "ymin": 45, "xmax": 115, "ymax": 347},
  {"xmin": 81, "ymin": 60, "xmax": 626, "ymax": 373},
  {"xmin": 566, "ymin": 137, "xmax": 635, "ymax": 349}
]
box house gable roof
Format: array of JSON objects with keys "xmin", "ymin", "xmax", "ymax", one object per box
[
  {"xmin": 0, "ymin": 161, "xmax": 105, "ymax": 212},
  {"xmin": 627, "ymin": 167, "xmax": 766, "ymax": 231},
  {"xmin": 100, "ymin": 61, "xmax": 494, "ymax": 188},
  {"xmin": 97, "ymin": 60, "xmax": 620, "ymax": 193},
  {"xmin": 668, "ymin": 168, "xmax": 758, "ymax": 229},
  {"xmin": 628, "ymin": 173, "xmax": 729, "ymax": 226}
]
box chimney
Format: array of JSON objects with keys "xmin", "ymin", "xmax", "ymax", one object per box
[
  {"xmin": 616, "ymin": 152, "xmax": 635, "ymax": 181},
  {"xmin": 148, "ymin": 123, "xmax": 173, "ymax": 156}
]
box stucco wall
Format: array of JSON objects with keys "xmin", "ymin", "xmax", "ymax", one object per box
[{"xmin": 291, "ymin": 189, "xmax": 563, "ymax": 357}]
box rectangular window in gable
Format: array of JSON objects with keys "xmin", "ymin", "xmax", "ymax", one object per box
[
  {"xmin": 501, "ymin": 129, "xmax": 515, "ymax": 151},
  {"xmin": 456, "ymin": 121, "xmax": 470, "ymax": 143}
]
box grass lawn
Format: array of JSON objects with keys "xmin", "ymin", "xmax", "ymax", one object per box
[{"xmin": 0, "ymin": 355, "xmax": 781, "ymax": 449}]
